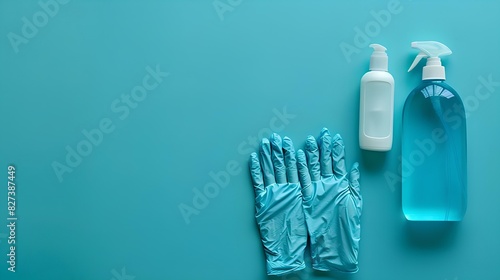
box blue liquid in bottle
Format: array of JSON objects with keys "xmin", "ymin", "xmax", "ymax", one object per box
[{"xmin": 402, "ymin": 81, "xmax": 467, "ymax": 221}]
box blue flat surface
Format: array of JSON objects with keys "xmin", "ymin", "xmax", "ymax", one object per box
[{"xmin": 1, "ymin": 0, "xmax": 499, "ymax": 279}]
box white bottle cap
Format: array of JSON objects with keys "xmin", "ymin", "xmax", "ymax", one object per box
[
  {"xmin": 423, "ymin": 57, "xmax": 445, "ymax": 80},
  {"xmin": 369, "ymin": 44, "xmax": 388, "ymax": 71}
]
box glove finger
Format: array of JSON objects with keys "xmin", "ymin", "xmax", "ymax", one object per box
[
  {"xmin": 338, "ymin": 195, "xmax": 361, "ymax": 272},
  {"xmin": 319, "ymin": 127, "xmax": 334, "ymax": 176},
  {"xmin": 250, "ymin": 152, "xmax": 264, "ymax": 196},
  {"xmin": 349, "ymin": 162, "xmax": 362, "ymax": 204},
  {"xmin": 305, "ymin": 135, "xmax": 321, "ymax": 181},
  {"xmin": 283, "ymin": 136, "xmax": 298, "ymax": 183},
  {"xmin": 332, "ymin": 133, "xmax": 347, "ymax": 177},
  {"xmin": 270, "ymin": 133, "xmax": 287, "ymax": 184},
  {"xmin": 297, "ymin": 149, "xmax": 313, "ymax": 199},
  {"xmin": 259, "ymin": 138, "xmax": 276, "ymax": 186}
]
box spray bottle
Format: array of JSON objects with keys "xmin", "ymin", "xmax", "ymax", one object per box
[{"xmin": 402, "ymin": 41, "xmax": 467, "ymax": 221}]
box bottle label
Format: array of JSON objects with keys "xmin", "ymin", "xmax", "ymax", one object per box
[{"xmin": 363, "ymin": 81, "xmax": 392, "ymax": 138}]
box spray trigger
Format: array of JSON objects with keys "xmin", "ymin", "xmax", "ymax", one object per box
[{"xmin": 408, "ymin": 52, "xmax": 427, "ymax": 72}]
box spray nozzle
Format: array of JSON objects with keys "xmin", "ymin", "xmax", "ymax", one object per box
[
  {"xmin": 408, "ymin": 41, "xmax": 452, "ymax": 80},
  {"xmin": 369, "ymin": 43, "xmax": 388, "ymax": 71}
]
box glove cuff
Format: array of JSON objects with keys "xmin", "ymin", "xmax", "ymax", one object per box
[
  {"xmin": 312, "ymin": 262, "xmax": 358, "ymax": 274},
  {"xmin": 267, "ymin": 259, "xmax": 306, "ymax": 276},
  {"xmin": 309, "ymin": 241, "xmax": 359, "ymax": 274}
]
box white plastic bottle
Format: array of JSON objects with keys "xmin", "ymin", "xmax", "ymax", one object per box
[{"xmin": 359, "ymin": 44, "xmax": 394, "ymax": 151}]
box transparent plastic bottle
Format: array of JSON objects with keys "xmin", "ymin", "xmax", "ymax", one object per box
[{"xmin": 402, "ymin": 41, "xmax": 467, "ymax": 221}]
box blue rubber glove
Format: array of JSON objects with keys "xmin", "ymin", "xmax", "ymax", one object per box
[
  {"xmin": 250, "ymin": 133, "xmax": 307, "ymax": 276},
  {"xmin": 297, "ymin": 128, "xmax": 362, "ymax": 273}
]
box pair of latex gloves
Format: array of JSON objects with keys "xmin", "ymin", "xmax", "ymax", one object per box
[{"xmin": 250, "ymin": 128, "xmax": 362, "ymax": 276}]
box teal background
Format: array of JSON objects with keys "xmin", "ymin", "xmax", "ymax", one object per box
[{"xmin": 1, "ymin": 0, "xmax": 499, "ymax": 279}]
